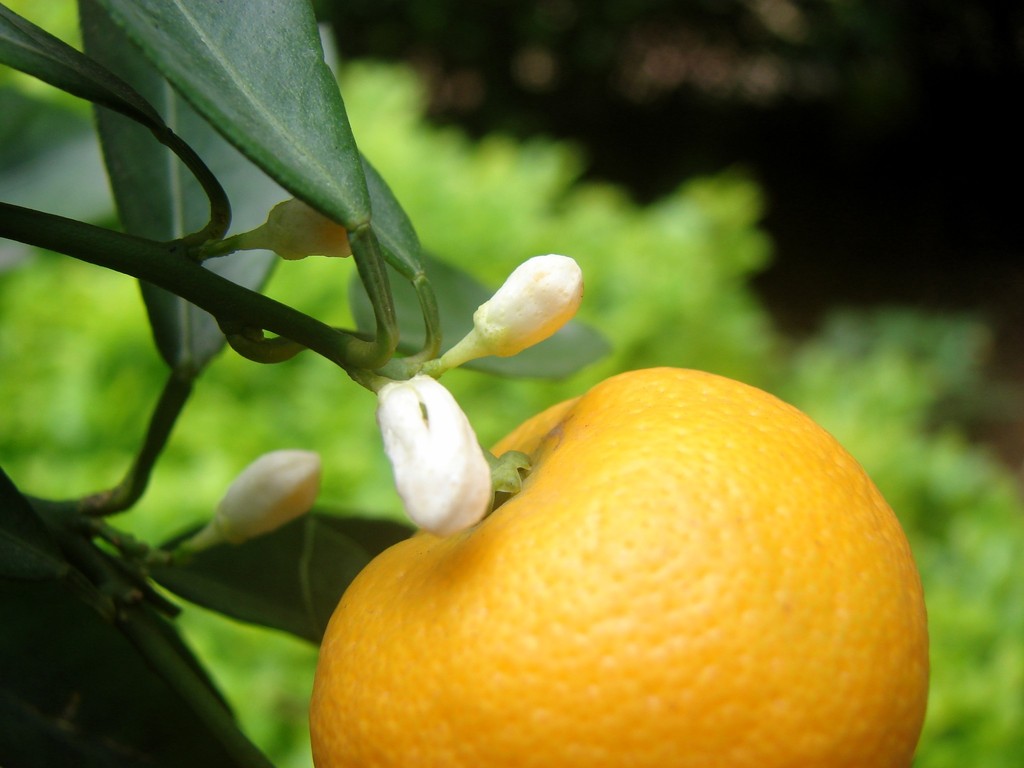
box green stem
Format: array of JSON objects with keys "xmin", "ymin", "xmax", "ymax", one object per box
[
  {"xmin": 373, "ymin": 270, "xmax": 443, "ymax": 380},
  {"xmin": 0, "ymin": 203, "xmax": 377, "ymax": 370},
  {"xmin": 80, "ymin": 372, "xmax": 192, "ymax": 516},
  {"xmin": 33, "ymin": 500, "xmax": 177, "ymax": 619},
  {"xmin": 345, "ymin": 366, "xmax": 393, "ymax": 393},
  {"xmin": 30, "ymin": 500, "xmax": 119, "ymax": 620},
  {"xmin": 33, "ymin": 500, "xmax": 148, "ymax": 619},
  {"xmin": 153, "ymin": 125, "xmax": 231, "ymax": 246},
  {"xmin": 347, "ymin": 224, "xmax": 399, "ymax": 369},
  {"xmin": 224, "ymin": 330, "xmax": 306, "ymax": 364},
  {"xmin": 408, "ymin": 271, "xmax": 442, "ymax": 362},
  {"xmin": 198, "ymin": 231, "xmax": 252, "ymax": 260},
  {"xmin": 418, "ymin": 327, "xmax": 488, "ymax": 377}
]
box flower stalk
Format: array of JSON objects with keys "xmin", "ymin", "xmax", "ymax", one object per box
[{"xmin": 426, "ymin": 254, "xmax": 584, "ymax": 374}]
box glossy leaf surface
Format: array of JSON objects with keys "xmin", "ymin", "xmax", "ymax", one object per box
[
  {"xmin": 0, "ymin": 469, "xmax": 67, "ymax": 580},
  {"xmin": 0, "ymin": 579, "xmax": 247, "ymax": 768},
  {"xmin": 0, "ymin": 3, "xmax": 161, "ymax": 128},
  {"xmin": 153, "ymin": 513, "xmax": 412, "ymax": 644},
  {"xmin": 94, "ymin": 0, "xmax": 370, "ymax": 229}
]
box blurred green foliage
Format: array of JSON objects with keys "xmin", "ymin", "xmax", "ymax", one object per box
[{"xmin": 1, "ymin": 58, "xmax": 1022, "ymax": 767}]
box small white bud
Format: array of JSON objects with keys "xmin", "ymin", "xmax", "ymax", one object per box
[
  {"xmin": 473, "ymin": 254, "xmax": 583, "ymax": 356},
  {"xmin": 186, "ymin": 450, "xmax": 321, "ymax": 550},
  {"xmin": 242, "ymin": 198, "xmax": 351, "ymax": 260},
  {"xmin": 437, "ymin": 255, "xmax": 584, "ymax": 370},
  {"xmin": 376, "ymin": 375, "xmax": 491, "ymax": 536}
]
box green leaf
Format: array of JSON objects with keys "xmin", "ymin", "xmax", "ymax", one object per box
[
  {"xmin": 0, "ymin": 3, "xmax": 162, "ymax": 128},
  {"xmin": 0, "ymin": 579, "xmax": 245, "ymax": 768},
  {"xmin": 0, "ymin": 468, "xmax": 68, "ymax": 580},
  {"xmin": 80, "ymin": 0, "xmax": 280, "ymax": 375},
  {"xmin": 94, "ymin": 0, "xmax": 371, "ymax": 229},
  {"xmin": 351, "ymin": 254, "xmax": 611, "ymax": 379},
  {"xmin": 152, "ymin": 512, "xmax": 412, "ymax": 644}
]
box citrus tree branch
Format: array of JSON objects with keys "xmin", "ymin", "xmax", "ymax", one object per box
[{"xmin": 0, "ymin": 202, "xmax": 382, "ymax": 372}]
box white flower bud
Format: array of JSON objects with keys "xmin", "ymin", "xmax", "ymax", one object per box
[
  {"xmin": 472, "ymin": 254, "xmax": 583, "ymax": 356},
  {"xmin": 436, "ymin": 255, "xmax": 584, "ymax": 370},
  {"xmin": 376, "ymin": 375, "xmax": 492, "ymax": 536},
  {"xmin": 244, "ymin": 198, "xmax": 351, "ymax": 260},
  {"xmin": 186, "ymin": 450, "xmax": 321, "ymax": 550}
]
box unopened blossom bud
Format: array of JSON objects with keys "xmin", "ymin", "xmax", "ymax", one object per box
[
  {"xmin": 439, "ymin": 254, "xmax": 583, "ymax": 370},
  {"xmin": 186, "ymin": 450, "xmax": 321, "ymax": 551},
  {"xmin": 242, "ymin": 198, "xmax": 351, "ymax": 260},
  {"xmin": 376, "ymin": 375, "xmax": 492, "ymax": 536}
]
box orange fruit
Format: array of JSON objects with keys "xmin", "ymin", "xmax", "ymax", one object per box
[{"xmin": 310, "ymin": 367, "xmax": 929, "ymax": 767}]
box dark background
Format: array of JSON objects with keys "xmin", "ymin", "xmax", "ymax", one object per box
[{"xmin": 317, "ymin": 0, "xmax": 1024, "ymax": 459}]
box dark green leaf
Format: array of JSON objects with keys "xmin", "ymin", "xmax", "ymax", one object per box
[
  {"xmin": 0, "ymin": 468, "xmax": 67, "ymax": 580},
  {"xmin": 81, "ymin": 0, "xmax": 280, "ymax": 375},
  {"xmin": 94, "ymin": 0, "xmax": 371, "ymax": 229},
  {"xmin": 351, "ymin": 254, "xmax": 611, "ymax": 379},
  {"xmin": 0, "ymin": 3, "xmax": 162, "ymax": 128},
  {"xmin": 153, "ymin": 512, "xmax": 412, "ymax": 644},
  {"xmin": 0, "ymin": 579, "xmax": 242, "ymax": 768}
]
